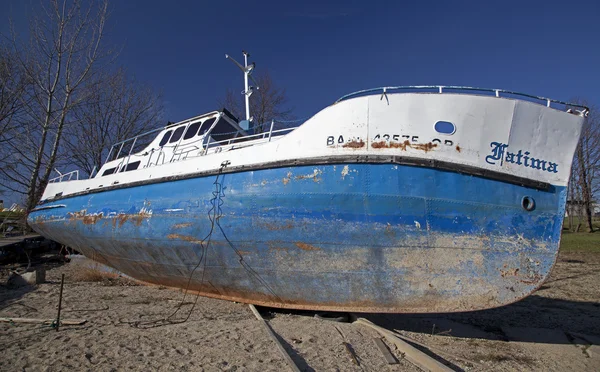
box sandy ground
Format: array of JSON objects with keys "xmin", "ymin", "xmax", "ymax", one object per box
[{"xmin": 1, "ymin": 252, "xmax": 599, "ymax": 372}]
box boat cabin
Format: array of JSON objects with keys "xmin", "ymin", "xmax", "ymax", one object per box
[{"xmin": 95, "ymin": 109, "xmax": 251, "ymax": 178}]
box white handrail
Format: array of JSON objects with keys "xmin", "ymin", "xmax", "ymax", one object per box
[
  {"xmin": 335, "ymin": 85, "xmax": 589, "ymax": 114},
  {"xmin": 49, "ymin": 170, "xmax": 79, "ymax": 183}
]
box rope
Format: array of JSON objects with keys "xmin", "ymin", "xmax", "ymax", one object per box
[
  {"xmin": 117, "ymin": 160, "xmax": 283, "ymax": 328},
  {"xmin": 118, "ymin": 162, "xmax": 228, "ymax": 329}
]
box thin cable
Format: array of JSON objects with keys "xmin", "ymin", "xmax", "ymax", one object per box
[{"xmin": 213, "ymin": 174, "xmax": 283, "ymax": 303}]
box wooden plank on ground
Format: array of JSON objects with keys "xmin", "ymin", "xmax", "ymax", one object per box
[
  {"xmin": 334, "ymin": 326, "xmax": 360, "ymax": 366},
  {"xmin": 248, "ymin": 304, "xmax": 300, "ymax": 372},
  {"xmin": 374, "ymin": 337, "xmax": 398, "ymax": 364},
  {"xmin": 0, "ymin": 317, "xmax": 86, "ymax": 325},
  {"xmin": 354, "ymin": 318, "xmax": 452, "ymax": 372}
]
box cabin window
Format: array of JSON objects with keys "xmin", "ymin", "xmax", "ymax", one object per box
[
  {"xmin": 169, "ymin": 126, "xmax": 186, "ymax": 143},
  {"xmin": 159, "ymin": 130, "xmax": 172, "ymax": 146},
  {"xmin": 184, "ymin": 122, "xmax": 201, "ymax": 140},
  {"xmin": 120, "ymin": 161, "xmax": 141, "ymax": 172},
  {"xmin": 198, "ymin": 118, "xmax": 216, "ymax": 136},
  {"xmin": 102, "ymin": 167, "xmax": 117, "ymax": 176},
  {"xmin": 434, "ymin": 121, "xmax": 455, "ymax": 135}
]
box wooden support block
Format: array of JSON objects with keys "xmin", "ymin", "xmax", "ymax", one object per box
[{"xmin": 354, "ymin": 318, "xmax": 452, "ymax": 372}]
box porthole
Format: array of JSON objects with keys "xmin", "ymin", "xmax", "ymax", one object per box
[
  {"xmin": 521, "ymin": 196, "xmax": 535, "ymax": 212},
  {"xmin": 434, "ymin": 121, "xmax": 456, "ymax": 135}
]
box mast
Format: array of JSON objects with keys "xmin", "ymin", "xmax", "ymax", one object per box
[
  {"xmin": 225, "ymin": 51, "xmax": 257, "ymax": 122},
  {"xmin": 243, "ymin": 51, "xmax": 250, "ymax": 121}
]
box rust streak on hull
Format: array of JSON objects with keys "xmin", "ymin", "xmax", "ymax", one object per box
[
  {"xmin": 342, "ymin": 139, "xmax": 365, "ymax": 148},
  {"xmin": 371, "ymin": 140, "xmax": 438, "ymax": 152}
]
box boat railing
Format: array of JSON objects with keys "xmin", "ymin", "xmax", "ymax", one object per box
[
  {"xmin": 200, "ymin": 126, "xmax": 297, "ymax": 157},
  {"xmin": 49, "ymin": 170, "xmax": 79, "ymax": 183},
  {"xmin": 104, "ymin": 126, "xmax": 166, "ymax": 167},
  {"xmin": 335, "ymin": 85, "xmax": 589, "ymax": 114},
  {"xmin": 206, "ymin": 125, "xmax": 296, "ymax": 148},
  {"xmin": 101, "ymin": 119, "xmax": 301, "ymax": 176}
]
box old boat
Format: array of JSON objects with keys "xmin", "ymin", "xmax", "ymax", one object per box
[{"xmin": 28, "ymin": 79, "xmax": 587, "ymax": 313}]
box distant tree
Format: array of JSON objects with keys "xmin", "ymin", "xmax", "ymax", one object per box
[
  {"xmin": 63, "ymin": 68, "xmax": 163, "ymax": 176},
  {"xmin": 0, "ymin": 0, "xmax": 111, "ymax": 211},
  {"xmin": 219, "ymin": 70, "xmax": 293, "ymax": 133},
  {"xmin": 568, "ymin": 100, "xmax": 599, "ymax": 232}
]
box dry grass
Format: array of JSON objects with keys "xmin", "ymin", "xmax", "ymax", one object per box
[
  {"xmin": 69, "ymin": 260, "xmax": 139, "ymax": 286},
  {"xmin": 70, "ymin": 263, "xmax": 128, "ymax": 284},
  {"xmin": 71, "ymin": 264, "xmax": 111, "ymax": 282}
]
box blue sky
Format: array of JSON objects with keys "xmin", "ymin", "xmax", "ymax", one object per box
[
  {"xmin": 2, "ymin": 0, "xmax": 599, "ymax": 123},
  {"xmin": 1, "ymin": 0, "xmax": 599, "ymax": 205}
]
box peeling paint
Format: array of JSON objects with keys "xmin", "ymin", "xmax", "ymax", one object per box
[
  {"xmin": 341, "ymin": 165, "xmax": 349, "ymax": 179},
  {"xmin": 172, "ymin": 223, "xmax": 193, "ymax": 229},
  {"xmin": 295, "ymin": 168, "xmax": 322, "ymax": 183},
  {"xmin": 167, "ymin": 233, "xmax": 203, "ymax": 244},
  {"xmin": 82, "ymin": 212, "xmax": 103, "ymax": 225},
  {"xmin": 282, "ymin": 171, "xmax": 292, "ymax": 185},
  {"xmin": 500, "ymin": 267, "xmax": 520, "ymax": 277}
]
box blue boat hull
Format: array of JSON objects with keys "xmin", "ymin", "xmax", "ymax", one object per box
[{"xmin": 28, "ymin": 163, "xmax": 565, "ymax": 312}]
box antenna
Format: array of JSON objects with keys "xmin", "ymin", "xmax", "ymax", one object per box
[{"xmin": 225, "ymin": 51, "xmax": 258, "ymax": 121}]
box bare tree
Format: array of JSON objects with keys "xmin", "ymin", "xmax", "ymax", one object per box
[
  {"xmin": 0, "ymin": 43, "xmax": 28, "ymax": 144},
  {"xmin": 568, "ymin": 100, "xmax": 599, "ymax": 232},
  {"xmin": 0, "ymin": 44, "xmax": 28, "ymax": 198},
  {"xmin": 63, "ymin": 68, "xmax": 163, "ymax": 176},
  {"xmin": 0, "ymin": 0, "xmax": 110, "ymax": 211},
  {"xmin": 219, "ymin": 70, "xmax": 293, "ymax": 133}
]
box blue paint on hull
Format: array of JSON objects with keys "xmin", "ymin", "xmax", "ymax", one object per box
[{"xmin": 28, "ymin": 163, "xmax": 565, "ymax": 312}]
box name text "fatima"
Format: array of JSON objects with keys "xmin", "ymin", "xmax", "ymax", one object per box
[{"xmin": 485, "ymin": 142, "xmax": 558, "ymax": 173}]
